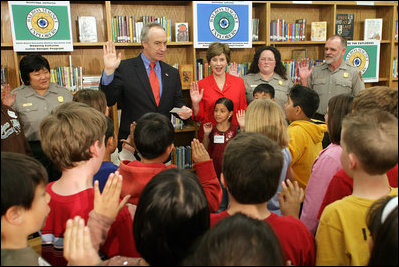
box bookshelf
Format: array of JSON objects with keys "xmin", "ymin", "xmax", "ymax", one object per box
[{"xmin": 1, "ymin": 1, "xmax": 398, "ymax": 142}]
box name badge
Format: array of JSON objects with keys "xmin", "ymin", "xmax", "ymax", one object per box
[
  {"xmin": 22, "ymin": 103, "xmax": 32, "ymax": 107},
  {"xmin": 58, "ymin": 96, "xmax": 64, "ymax": 102},
  {"xmin": 214, "ymin": 135, "xmax": 225, "ymax": 144},
  {"xmin": 250, "ymin": 84, "xmax": 258, "ymax": 88},
  {"xmin": 343, "ymin": 72, "xmax": 349, "ymax": 78}
]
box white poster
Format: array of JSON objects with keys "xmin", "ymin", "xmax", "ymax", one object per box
[
  {"xmin": 193, "ymin": 1, "xmax": 252, "ymax": 48},
  {"xmin": 9, "ymin": 1, "xmax": 73, "ymax": 52}
]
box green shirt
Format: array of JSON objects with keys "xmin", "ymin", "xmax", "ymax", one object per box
[
  {"xmin": 308, "ymin": 61, "xmax": 365, "ymax": 115},
  {"xmin": 12, "ymin": 83, "xmax": 73, "ymax": 141}
]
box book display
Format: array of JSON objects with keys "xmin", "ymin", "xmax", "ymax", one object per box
[
  {"xmin": 175, "ymin": 22, "xmax": 189, "ymax": 42},
  {"xmin": 364, "ymin": 18, "xmax": 383, "ymax": 41},
  {"xmin": 336, "ymin": 13, "xmax": 354, "ymax": 40},
  {"xmin": 1, "ymin": 1, "xmax": 398, "ymax": 142},
  {"xmin": 311, "ymin": 21, "xmax": 327, "ymax": 41},
  {"xmin": 78, "ymin": 16, "xmax": 98, "ymax": 43}
]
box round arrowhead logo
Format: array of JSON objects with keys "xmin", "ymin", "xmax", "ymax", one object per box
[
  {"xmin": 209, "ymin": 6, "xmax": 239, "ymax": 40},
  {"xmin": 26, "ymin": 8, "xmax": 59, "ymax": 39},
  {"xmin": 345, "ymin": 47, "xmax": 369, "ymax": 75}
]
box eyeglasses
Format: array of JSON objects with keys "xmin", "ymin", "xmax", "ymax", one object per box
[{"xmin": 259, "ymin": 58, "xmax": 275, "ymax": 63}]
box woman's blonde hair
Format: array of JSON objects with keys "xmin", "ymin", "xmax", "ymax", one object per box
[{"xmin": 245, "ymin": 99, "xmax": 289, "ymax": 148}]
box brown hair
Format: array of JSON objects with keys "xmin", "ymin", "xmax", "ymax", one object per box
[
  {"xmin": 40, "ymin": 101, "xmax": 107, "ymax": 171},
  {"xmin": 327, "ymin": 94, "xmax": 354, "ymax": 145},
  {"xmin": 342, "ymin": 109, "xmax": 398, "ymax": 175},
  {"xmin": 206, "ymin": 42, "xmax": 230, "ymax": 64},
  {"xmin": 353, "ymin": 86, "xmax": 398, "ymax": 118},
  {"xmin": 73, "ymin": 89, "xmax": 107, "ymax": 115},
  {"xmin": 245, "ymin": 99, "xmax": 289, "ymax": 148}
]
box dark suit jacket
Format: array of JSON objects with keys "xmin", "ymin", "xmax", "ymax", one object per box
[{"xmin": 100, "ymin": 55, "xmax": 186, "ymax": 145}]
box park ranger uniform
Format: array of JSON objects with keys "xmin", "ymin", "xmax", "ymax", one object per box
[
  {"xmin": 11, "ymin": 82, "xmax": 73, "ymax": 141},
  {"xmin": 308, "ymin": 61, "xmax": 365, "ymax": 115},
  {"xmin": 243, "ymin": 72, "xmax": 294, "ymax": 111}
]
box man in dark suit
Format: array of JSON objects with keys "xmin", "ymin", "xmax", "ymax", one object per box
[{"xmin": 101, "ymin": 23, "xmax": 192, "ymax": 150}]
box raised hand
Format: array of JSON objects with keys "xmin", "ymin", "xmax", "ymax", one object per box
[
  {"xmin": 278, "ymin": 180, "xmax": 304, "ymax": 218},
  {"xmin": 63, "ymin": 216, "xmax": 102, "ymax": 266},
  {"xmin": 93, "ymin": 171, "xmax": 130, "ymax": 220},
  {"xmin": 228, "ymin": 62, "xmax": 239, "ymax": 77},
  {"xmin": 297, "ymin": 58, "xmax": 313, "ymax": 87},
  {"xmin": 191, "ymin": 138, "xmax": 210, "ymax": 163},
  {"xmin": 1, "ymin": 84, "xmax": 16, "ymax": 107},
  {"xmin": 121, "ymin": 122, "xmax": 136, "ymax": 153},
  {"xmin": 203, "ymin": 122, "xmax": 213, "ymax": 136},
  {"xmin": 236, "ymin": 109, "xmax": 246, "ymax": 130},
  {"xmin": 189, "ymin": 81, "xmax": 204, "ymax": 105},
  {"xmin": 103, "ymin": 40, "xmax": 122, "ymax": 75}
]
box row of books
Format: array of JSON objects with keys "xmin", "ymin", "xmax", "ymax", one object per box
[
  {"xmin": 393, "ymin": 57, "xmax": 398, "ymax": 78},
  {"xmin": 111, "ymin": 15, "xmax": 177, "ymax": 43},
  {"xmin": 172, "ymin": 146, "xmax": 193, "ymax": 170},
  {"xmin": 395, "ymin": 20, "xmax": 398, "ymax": 41},
  {"xmin": 270, "ymin": 16, "xmax": 387, "ymax": 42},
  {"xmin": 50, "ymin": 65, "xmax": 102, "ymax": 92},
  {"xmin": 270, "ymin": 18, "xmax": 306, "ymax": 42},
  {"xmin": 50, "ymin": 66, "xmax": 83, "ymax": 92},
  {"xmin": 171, "ymin": 114, "xmax": 184, "ymax": 130}
]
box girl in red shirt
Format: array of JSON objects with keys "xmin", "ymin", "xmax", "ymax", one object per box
[{"xmin": 203, "ymin": 97, "xmax": 238, "ymax": 212}]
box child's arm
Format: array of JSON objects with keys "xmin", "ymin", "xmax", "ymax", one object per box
[
  {"xmin": 63, "ymin": 216, "xmax": 102, "ymax": 266},
  {"xmin": 278, "ymin": 180, "xmax": 304, "ymax": 218},
  {"xmin": 87, "ymin": 172, "xmax": 131, "ymax": 250},
  {"xmin": 191, "ymin": 138, "xmax": 223, "ymax": 212},
  {"xmin": 202, "ymin": 122, "xmax": 212, "ymax": 150}
]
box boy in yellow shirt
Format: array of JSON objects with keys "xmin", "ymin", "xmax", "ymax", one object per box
[
  {"xmin": 316, "ymin": 109, "xmax": 398, "ymax": 266},
  {"xmin": 285, "ymin": 85, "xmax": 327, "ymax": 189}
]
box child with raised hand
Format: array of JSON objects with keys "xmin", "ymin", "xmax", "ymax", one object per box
[
  {"xmin": 119, "ymin": 112, "xmax": 222, "ymax": 212},
  {"xmin": 211, "ymin": 132, "xmax": 315, "ymax": 266},
  {"xmin": 203, "ymin": 97, "xmax": 238, "ymax": 212},
  {"xmin": 39, "ymin": 101, "xmax": 135, "ymax": 264},
  {"xmin": 245, "ymin": 98, "xmax": 294, "ymax": 215}
]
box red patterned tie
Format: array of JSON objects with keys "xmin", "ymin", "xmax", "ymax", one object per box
[{"xmin": 149, "ymin": 62, "xmax": 160, "ymax": 106}]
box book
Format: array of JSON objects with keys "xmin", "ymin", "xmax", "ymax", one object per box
[
  {"xmin": 175, "ymin": 22, "xmax": 189, "ymax": 42},
  {"xmin": 252, "ymin": 18, "xmax": 259, "ymax": 41},
  {"xmin": 364, "ymin": 18, "xmax": 383, "ymax": 41},
  {"xmin": 178, "ymin": 64, "xmax": 193, "ymax": 89},
  {"xmin": 78, "ymin": 16, "xmax": 98, "ymax": 43},
  {"xmin": 311, "ymin": 21, "xmax": 327, "ymax": 41},
  {"xmin": 336, "ymin": 13, "xmax": 354, "ymax": 41}
]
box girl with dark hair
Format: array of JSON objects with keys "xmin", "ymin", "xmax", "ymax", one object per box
[{"xmin": 202, "ymin": 97, "xmax": 238, "ymax": 212}]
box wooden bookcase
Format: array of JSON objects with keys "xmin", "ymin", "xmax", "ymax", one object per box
[{"xmin": 1, "ymin": 1, "xmax": 398, "ymax": 143}]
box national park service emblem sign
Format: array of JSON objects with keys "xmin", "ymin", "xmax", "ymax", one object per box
[
  {"xmin": 209, "ymin": 6, "xmax": 239, "ymax": 40},
  {"xmin": 26, "ymin": 7, "xmax": 59, "ymax": 39}
]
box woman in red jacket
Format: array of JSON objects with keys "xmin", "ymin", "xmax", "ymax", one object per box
[{"xmin": 190, "ymin": 42, "xmax": 247, "ymax": 141}]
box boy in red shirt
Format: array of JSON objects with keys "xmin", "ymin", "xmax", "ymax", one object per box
[
  {"xmin": 211, "ymin": 132, "xmax": 315, "ymax": 266},
  {"xmin": 119, "ymin": 112, "xmax": 222, "ymax": 212},
  {"xmin": 39, "ymin": 101, "xmax": 133, "ymax": 264}
]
